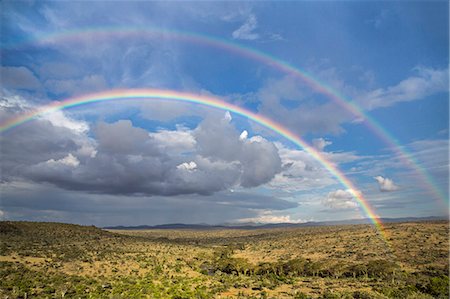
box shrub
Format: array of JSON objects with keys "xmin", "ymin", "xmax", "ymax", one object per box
[
  {"xmin": 422, "ymin": 276, "xmax": 449, "ymax": 298},
  {"xmin": 366, "ymin": 260, "xmax": 399, "ymax": 279}
]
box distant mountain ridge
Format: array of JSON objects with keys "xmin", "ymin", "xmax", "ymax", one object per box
[{"xmin": 104, "ymin": 216, "xmax": 447, "ymax": 230}]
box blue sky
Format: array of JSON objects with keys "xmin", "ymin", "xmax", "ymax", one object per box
[{"xmin": 0, "ymin": 1, "xmax": 448, "ymax": 226}]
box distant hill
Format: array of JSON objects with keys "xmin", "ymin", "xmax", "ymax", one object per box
[
  {"xmin": 0, "ymin": 220, "xmax": 133, "ymax": 245},
  {"xmin": 104, "ymin": 216, "xmax": 447, "ymax": 230}
]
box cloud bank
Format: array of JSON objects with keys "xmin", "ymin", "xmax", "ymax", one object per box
[{"xmin": 1, "ymin": 98, "xmax": 282, "ymax": 197}]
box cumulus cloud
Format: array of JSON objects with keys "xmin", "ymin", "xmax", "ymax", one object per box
[
  {"xmin": 0, "ymin": 98, "xmax": 95, "ymax": 180},
  {"xmin": 239, "ymin": 130, "xmax": 248, "ymax": 140},
  {"xmin": 322, "ymin": 189, "xmax": 359, "ymax": 210},
  {"xmin": 149, "ymin": 127, "xmax": 196, "ymax": 154},
  {"xmin": 374, "ymin": 176, "xmax": 399, "ymax": 192},
  {"xmin": 232, "ymin": 14, "xmax": 259, "ymax": 40},
  {"xmin": 194, "ymin": 114, "xmax": 282, "ymax": 188},
  {"xmin": 1, "ymin": 99, "xmax": 283, "ymax": 197}
]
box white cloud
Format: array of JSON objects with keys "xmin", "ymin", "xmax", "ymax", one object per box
[
  {"xmin": 0, "ymin": 91, "xmax": 31, "ymax": 110},
  {"xmin": 312, "ymin": 138, "xmax": 332, "ymax": 151},
  {"xmin": 239, "ymin": 130, "xmax": 248, "ymax": 140},
  {"xmin": 374, "ymin": 176, "xmax": 399, "ymax": 192},
  {"xmin": 232, "ymin": 14, "xmax": 259, "ymax": 40},
  {"xmin": 235, "ymin": 210, "xmax": 305, "ymax": 224},
  {"xmin": 0, "ymin": 92, "xmax": 89, "ymax": 134},
  {"xmin": 46, "ymin": 153, "xmax": 80, "ymax": 168},
  {"xmin": 39, "ymin": 110, "xmax": 89, "ymax": 134},
  {"xmin": 177, "ymin": 161, "xmax": 197, "ymax": 171},
  {"xmin": 359, "ymin": 67, "xmax": 448, "ymax": 110},
  {"xmin": 323, "ymin": 189, "xmax": 359, "ymax": 210},
  {"xmin": 268, "ymin": 143, "xmax": 338, "ymax": 192},
  {"xmin": 149, "ymin": 127, "xmax": 196, "ymax": 154},
  {"xmin": 223, "ymin": 111, "xmax": 232, "ymax": 122}
]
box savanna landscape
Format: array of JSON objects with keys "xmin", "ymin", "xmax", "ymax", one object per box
[
  {"xmin": 1, "ymin": 1, "xmax": 449, "ymax": 299},
  {"xmin": 1, "ymin": 220, "xmax": 448, "ymax": 298}
]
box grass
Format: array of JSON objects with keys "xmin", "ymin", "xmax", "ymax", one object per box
[{"xmin": 0, "ymin": 220, "xmax": 448, "ymax": 298}]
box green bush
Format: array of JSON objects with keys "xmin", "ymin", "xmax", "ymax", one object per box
[
  {"xmin": 366, "ymin": 260, "xmax": 399, "ymax": 279},
  {"xmin": 423, "ymin": 276, "xmax": 449, "ymax": 298}
]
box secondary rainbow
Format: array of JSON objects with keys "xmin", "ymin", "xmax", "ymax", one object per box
[
  {"xmin": 0, "ymin": 89, "xmax": 390, "ymax": 240},
  {"xmin": 4, "ymin": 26, "xmax": 447, "ymax": 205}
]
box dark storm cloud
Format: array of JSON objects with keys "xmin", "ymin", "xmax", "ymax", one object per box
[
  {"xmin": 1, "ymin": 183, "xmax": 297, "ymax": 226},
  {"xmin": 19, "ymin": 120, "xmax": 241, "ymax": 196},
  {"xmin": 1, "ymin": 120, "xmax": 84, "ymax": 181},
  {"xmin": 1, "ymin": 102, "xmax": 282, "ymax": 197}
]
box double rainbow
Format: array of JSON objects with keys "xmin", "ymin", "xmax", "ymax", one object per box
[{"xmin": 3, "ymin": 26, "xmax": 447, "ymax": 206}]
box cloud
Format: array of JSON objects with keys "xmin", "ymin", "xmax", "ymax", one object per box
[
  {"xmin": 0, "ymin": 181, "xmax": 297, "ymax": 226},
  {"xmin": 322, "ymin": 189, "xmax": 359, "ymax": 210},
  {"xmin": 149, "ymin": 127, "xmax": 196, "ymax": 154},
  {"xmin": 0, "ymin": 97, "xmax": 95, "ymax": 181},
  {"xmin": 249, "ymin": 65, "xmax": 448, "ymax": 136},
  {"xmin": 39, "ymin": 110, "xmax": 90, "ymax": 134},
  {"xmin": 2, "ymin": 99, "xmax": 282, "ymax": 196},
  {"xmin": 374, "ymin": 176, "xmax": 399, "ymax": 192},
  {"xmin": 359, "ymin": 67, "xmax": 449, "ymax": 110},
  {"xmin": 223, "ymin": 110, "xmax": 232, "ymax": 122},
  {"xmin": 267, "ymin": 143, "xmax": 339, "ymax": 192},
  {"xmin": 95, "ymin": 120, "xmax": 159, "ymax": 155},
  {"xmin": 239, "ymin": 130, "xmax": 248, "ymax": 140},
  {"xmin": 177, "ymin": 161, "xmax": 197, "ymax": 171},
  {"xmin": 240, "ymin": 136, "xmax": 282, "ymax": 187},
  {"xmin": 235, "ymin": 210, "xmax": 305, "ymax": 224},
  {"xmin": 232, "ymin": 14, "xmax": 259, "ymax": 40},
  {"xmin": 46, "ymin": 154, "xmax": 80, "ymax": 168},
  {"xmin": 194, "ymin": 113, "xmax": 282, "ymax": 188},
  {"xmin": 312, "ymin": 138, "xmax": 332, "ymax": 151},
  {"xmin": 0, "ymin": 66, "xmax": 41, "ymax": 90},
  {"xmin": 254, "ymin": 75, "xmax": 353, "ymax": 135}
]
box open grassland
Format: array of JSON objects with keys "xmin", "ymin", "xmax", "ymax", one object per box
[{"xmin": 0, "ymin": 221, "xmax": 448, "ymax": 298}]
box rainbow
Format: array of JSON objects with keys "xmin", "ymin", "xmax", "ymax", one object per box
[
  {"xmin": 3, "ymin": 26, "xmax": 447, "ymax": 206},
  {"xmin": 0, "ymin": 88, "xmax": 389, "ymax": 240}
]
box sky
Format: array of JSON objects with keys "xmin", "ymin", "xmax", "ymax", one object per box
[{"xmin": 0, "ymin": 1, "xmax": 448, "ymax": 226}]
